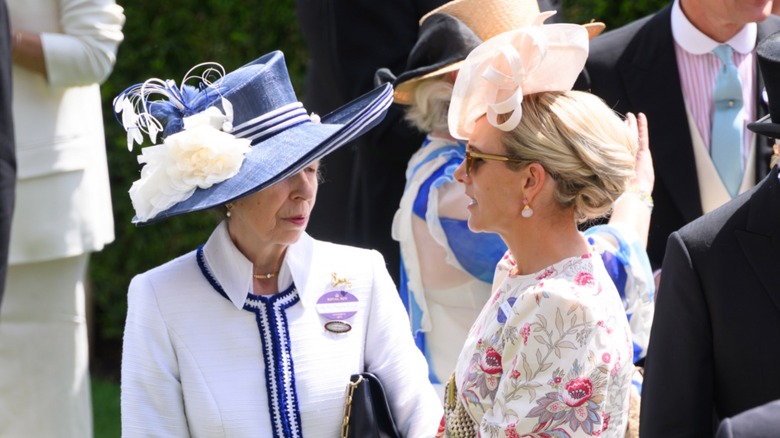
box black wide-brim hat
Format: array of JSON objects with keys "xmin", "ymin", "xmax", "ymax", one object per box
[
  {"xmin": 375, "ymin": 13, "xmax": 483, "ymax": 104},
  {"xmin": 114, "ymin": 51, "xmax": 393, "ymax": 224},
  {"xmin": 748, "ymin": 30, "xmax": 780, "ymax": 138}
]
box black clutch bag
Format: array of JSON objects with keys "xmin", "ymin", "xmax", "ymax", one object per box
[{"xmin": 341, "ymin": 372, "xmax": 401, "ymax": 438}]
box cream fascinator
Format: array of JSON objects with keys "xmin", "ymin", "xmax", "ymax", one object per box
[{"xmin": 448, "ymin": 11, "xmax": 589, "ymax": 139}]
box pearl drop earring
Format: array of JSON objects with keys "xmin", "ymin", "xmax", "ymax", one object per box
[{"xmin": 521, "ymin": 198, "xmax": 534, "ymax": 218}]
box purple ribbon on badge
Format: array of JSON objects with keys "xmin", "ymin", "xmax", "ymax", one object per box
[{"xmin": 316, "ymin": 290, "xmax": 358, "ymax": 321}]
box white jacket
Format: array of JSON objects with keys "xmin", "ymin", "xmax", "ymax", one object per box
[
  {"xmin": 7, "ymin": 0, "xmax": 124, "ymax": 263},
  {"xmin": 121, "ymin": 222, "xmax": 442, "ymax": 437}
]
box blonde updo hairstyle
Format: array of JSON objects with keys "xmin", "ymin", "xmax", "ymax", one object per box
[
  {"xmin": 500, "ymin": 90, "xmax": 637, "ymax": 223},
  {"xmin": 404, "ymin": 76, "xmax": 454, "ymax": 134}
]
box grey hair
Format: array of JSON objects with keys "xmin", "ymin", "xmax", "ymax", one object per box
[{"xmin": 403, "ymin": 77, "xmax": 454, "ymax": 134}]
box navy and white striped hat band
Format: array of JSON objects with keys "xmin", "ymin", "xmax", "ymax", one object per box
[{"xmin": 114, "ymin": 51, "xmax": 393, "ymax": 224}]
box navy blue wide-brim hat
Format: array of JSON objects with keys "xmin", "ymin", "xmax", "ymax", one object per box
[
  {"xmin": 114, "ymin": 51, "xmax": 392, "ymax": 225},
  {"xmin": 748, "ymin": 30, "xmax": 780, "ymax": 138}
]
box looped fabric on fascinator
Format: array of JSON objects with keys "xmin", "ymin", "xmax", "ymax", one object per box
[
  {"xmin": 448, "ymin": 11, "xmax": 589, "ymax": 139},
  {"xmin": 377, "ymin": 0, "xmax": 604, "ymax": 105},
  {"xmin": 114, "ymin": 51, "xmax": 393, "ymax": 224}
]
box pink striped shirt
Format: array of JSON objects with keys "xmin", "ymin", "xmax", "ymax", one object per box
[{"xmin": 672, "ymin": 0, "xmax": 756, "ymax": 170}]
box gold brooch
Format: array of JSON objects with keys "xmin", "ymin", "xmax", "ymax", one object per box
[{"xmin": 331, "ymin": 272, "xmax": 352, "ymax": 289}]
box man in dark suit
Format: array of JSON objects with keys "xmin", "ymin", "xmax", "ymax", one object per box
[
  {"xmin": 578, "ymin": 0, "xmax": 780, "ymax": 270},
  {"xmin": 0, "ymin": 0, "xmax": 16, "ymax": 307},
  {"xmin": 640, "ymin": 29, "xmax": 780, "ymax": 437},
  {"xmin": 295, "ymin": 0, "xmax": 563, "ymax": 284}
]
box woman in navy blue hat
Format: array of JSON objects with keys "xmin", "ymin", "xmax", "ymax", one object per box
[{"xmin": 115, "ymin": 51, "xmax": 441, "ymax": 437}]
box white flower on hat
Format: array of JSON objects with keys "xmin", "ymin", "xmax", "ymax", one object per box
[
  {"xmin": 184, "ymin": 100, "xmax": 235, "ymax": 132},
  {"xmin": 129, "ymin": 103, "xmax": 251, "ymax": 222}
]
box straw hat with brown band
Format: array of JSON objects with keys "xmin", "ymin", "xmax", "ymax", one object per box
[{"xmin": 389, "ymin": 0, "xmax": 605, "ymax": 105}]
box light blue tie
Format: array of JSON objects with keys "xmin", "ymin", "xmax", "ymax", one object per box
[{"xmin": 711, "ymin": 44, "xmax": 744, "ymax": 198}]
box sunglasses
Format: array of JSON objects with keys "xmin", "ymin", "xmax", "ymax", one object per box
[{"xmin": 464, "ymin": 150, "xmax": 527, "ymax": 176}]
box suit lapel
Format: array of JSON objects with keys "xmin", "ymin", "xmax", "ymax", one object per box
[
  {"xmin": 617, "ymin": 4, "xmax": 702, "ymax": 222},
  {"xmin": 736, "ymin": 166, "xmax": 780, "ymax": 311}
]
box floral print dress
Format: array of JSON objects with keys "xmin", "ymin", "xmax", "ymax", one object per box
[{"xmin": 454, "ymin": 251, "xmax": 633, "ymax": 437}]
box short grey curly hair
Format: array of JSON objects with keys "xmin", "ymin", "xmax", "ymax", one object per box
[{"xmin": 403, "ymin": 76, "xmax": 454, "ymax": 134}]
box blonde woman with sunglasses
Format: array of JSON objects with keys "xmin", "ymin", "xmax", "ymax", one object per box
[
  {"xmin": 380, "ymin": 2, "xmax": 654, "ymax": 410},
  {"xmin": 439, "ymin": 14, "xmax": 652, "ymax": 437}
]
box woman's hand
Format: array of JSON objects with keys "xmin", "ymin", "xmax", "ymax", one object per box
[
  {"xmin": 608, "ymin": 112, "xmax": 655, "ymax": 248},
  {"xmin": 626, "ymin": 112, "xmax": 654, "ymax": 197}
]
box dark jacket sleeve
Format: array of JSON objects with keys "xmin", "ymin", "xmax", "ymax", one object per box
[
  {"xmin": 0, "ymin": 0, "xmax": 17, "ymax": 306},
  {"xmin": 640, "ymin": 231, "xmax": 716, "ymax": 437}
]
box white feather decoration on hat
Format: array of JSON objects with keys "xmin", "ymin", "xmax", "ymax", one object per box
[
  {"xmin": 113, "ymin": 63, "xmax": 229, "ymax": 150},
  {"xmin": 112, "ymin": 63, "xmax": 253, "ymax": 222}
]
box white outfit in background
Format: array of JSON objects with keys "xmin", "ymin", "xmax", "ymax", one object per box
[
  {"xmin": 0, "ymin": 0, "xmax": 123, "ymax": 436},
  {"xmin": 393, "ymin": 135, "xmax": 506, "ymax": 392}
]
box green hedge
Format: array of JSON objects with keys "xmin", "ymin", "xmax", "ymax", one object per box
[
  {"xmin": 567, "ymin": 0, "xmax": 669, "ymax": 29},
  {"xmin": 90, "ymin": 0, "xmax": 670, "ymax": 368}
]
